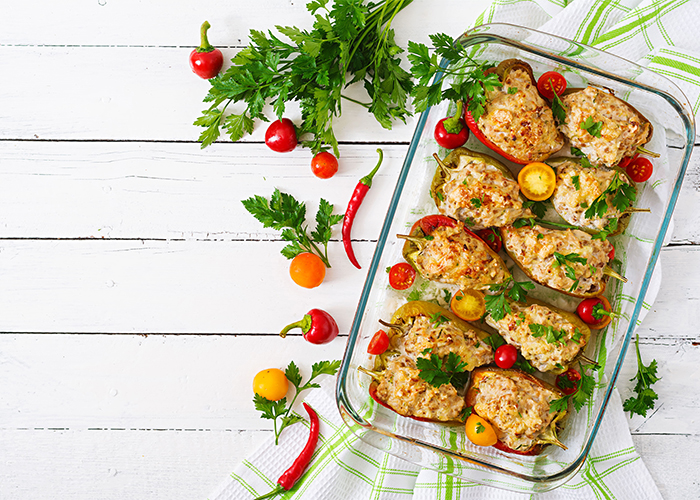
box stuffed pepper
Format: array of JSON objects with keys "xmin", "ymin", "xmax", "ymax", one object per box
[
  {"xmin": 500, "ymin": 223, "xmax": 615, "ymax": 297},
  {"xmin": 431, "ymin": 147, "xmax": 533, "ymax": 230},
  {"xmin": 559, "ymin": 86, "xmax": 653, "ymax": 168},
  {"xmin": 399, "ymin": 215, "xmax": 510, "ymax": 291},
  {"xmin": 465, "ymin": 59, "xmax": 565, "ymax": 164},
  {"xmin": 465, "ymin": 367, "xmax": 567, "ymax": 454},
  {"xmin": 484, "ymin": 297, "xmax": 591, "ymax": 373},
  {"xmin": 550, "ymin": 158, "xmax": 639, "ymax": 234}
]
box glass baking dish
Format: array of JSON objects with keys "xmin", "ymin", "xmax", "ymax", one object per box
[{"xmin": 336, "ymin": 23, "xmax": 695, "ymax": 492}]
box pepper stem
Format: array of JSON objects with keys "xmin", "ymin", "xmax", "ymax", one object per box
[
  {"xmin": 432, "ymin": 153, "xmax": 451, "ymax": 176},
  {"xmin": 253, "ymin": 484, "xmax": 286, "ymax": 500},
  {"xmin": 396, "ymin": 233, "xmax": 427, "ymax": 250},
  {"xmin": 624, "ymin": 207, "xmax": 651, "ymax": 213},
  {"xmin": 197, "ymin": 21, "xmax": 215, "ymax": 53},
  {"xmin": 360, "ymin": 148, "xmax": 383, "ymax": 188},
  {"xmin": 442, "ymin": 100, "xmax": 465, "ymax": 135},
  {"xmin": 280, "ymin": 314, "xmax": 312, "ymax": 338},
  {"xmin": 378, "ymin": 319, "xmax": 407, "ymax": 334},
  {"xmin": 358, "ymin": 365, "xmax": 381, "ymax": 381},
  {"xmin": 603, "ymin": 266, "xmax": 627, "ymax": 283},
  {"xmin": 578, "ymin": 354, "xmax": 600, "ymax": 368},
  {"xmin": 636, "ymin": 146, "xmax": 660, "ymax": 158}
]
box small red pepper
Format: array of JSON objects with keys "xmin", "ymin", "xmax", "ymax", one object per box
[
  {"xmin": 280, "ymin": 309, "xmax": 339, "ymax": 345},
  {"xmin": 464, "ymin": 110, "xmax": 529, "ymax": 165},
  {"xmin": 434, "ymin": 100, "xmax": 469, "ymax": 149},
  {"xmin": 342, "ymin": 149, "xmax": 384, "ymax": 269},
  {"xmin": 254, "ymin": 403, "xmax": 320, "ymax": 499},
  {"xmin": 189, "ymin": 21, "xmax": 224, "ymax": 79}
]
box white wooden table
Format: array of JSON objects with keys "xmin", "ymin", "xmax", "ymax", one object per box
[{"xmin": 1, "ymin": 1, "xmax": 699, "ymax": 498}]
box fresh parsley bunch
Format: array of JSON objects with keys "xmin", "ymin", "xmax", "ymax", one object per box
[
  {"xmin": 254, "ymin": 359, "xmax": 341, "ymax": 444},
  {"xmin": 195, "ymin": 0, "xmax": 414, "ymax": 155},
  {"xmin": 242, "ymin": 188, "xmax": 343, "ymax": 267},
  {"xmin": 407, "ymin": 33, "xmax": 501, "ymax": 120},
  {"xmin": 623, "ymin": 334, "xmax": 660, "ymax": 417}
]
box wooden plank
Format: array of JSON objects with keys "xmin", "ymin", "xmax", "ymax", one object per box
[
  {"xmin": 0, "ymin": 141, "xmax": 698, "ymax": 244},
  {"xmin": 1, "ymin": 240, "xmax": 700, "ymax": 333},
  {"xmin": 0, "ymin": 0, "xmax": 491, "ymax": 46},
  {"xmin": 0, "ymin": 429, "xmax": 694, "ymax": 500},
  {"xmin": 0, "ymin": 334, "xmax": 696, "ymax": 433}
]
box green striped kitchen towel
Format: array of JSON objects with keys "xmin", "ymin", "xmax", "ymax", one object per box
[{"xmin": 209, "ymin": 0, "xmax": 697, "ymax": 498}]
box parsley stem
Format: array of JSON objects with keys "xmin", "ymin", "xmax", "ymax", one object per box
[{"xmin": 341, "ymin": 94, "xmax": 371, "ymax": 108}]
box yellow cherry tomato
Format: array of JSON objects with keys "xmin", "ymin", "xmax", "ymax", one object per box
[
  {"xmin": 253, "ymin": 368, "xmax": 289, "ymax": 401},
  {"xmin": 518, "ymin": 162, "xmax": 556, "ymax": 201},
  {"xmin": 289, "ymin": 252, "xmax": 326, "ymax": 289},
  {"xmin": 450, "ymin": 290, "xmax": 486, "ymax": 321},
  {"xmin": 465, "ymin": 413, "xmax": 498, "ymax": 447}
]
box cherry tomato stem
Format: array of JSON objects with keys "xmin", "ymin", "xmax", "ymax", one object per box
[{"xmin": 190, "ymin": 21, "xmax": 224, "ymax": 79}]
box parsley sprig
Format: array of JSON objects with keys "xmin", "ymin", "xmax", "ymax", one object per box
[
  {"xmin": 242, "ymin": 189, "xmax": 343, "ymax": 267},
  {"xmin": 579, "ymin": 116, "xmax": 604, "ymax": 138},
  {"xmin": 485, "ymin": 277, "xmax": 535, "ymax": 322},
  {"xmin": 551, "ymin": 90, "xmax": 567, "ymax": 123},
  {"xmin": 584, "ymin": 172, "xmax": 636, "ymax": 221},
  {"xmin": 408, "ymin": 33, "xmax": 502, "ymax": 121},
  {"xmin": 416, "ymin": 349, "xmax": 470, "ymax": 388},
  {"xmin": 571, "ymin": 147, "xmax": 595, "ymax": 168},
  {"xmin": 254, "ymin": 360, "xmax": 341, "ymax": 444},
  {"xmin": 550, "ymin": 364, "xmax": 598, "ymax": 413},
  {"xmin": 196, "ymin": 0, "xmax": 414, "ymax": 155},
  {"xmin": 623, "ymin": 334, "xmax": 660, "ymax": 417}
]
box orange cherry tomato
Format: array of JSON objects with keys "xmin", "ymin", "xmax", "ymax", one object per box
[
  {"xmin": 450, "ymin": 290, "xmax": 486, "ymax": 321},
  {"xmin": 518, "ymin": 162, "xmax": 556, "ymax": 201},
  {"xmin": 289, "ymin": 252, "xmax": 326, "ymax": 288},
  {"xmin": 537, "ymin": 71, "xmax": 567, "ymax": 100},
  {"xmin": 253, "ymin": 368, "xmax": 289, "ymax": 401},
  {"xmin": 576, "ymin": 296, "xmax": 613, "ymax": 329},
  {"xmin": 465, "ymin": 414, "xmax": 498, "ymax": 446},
  {"xmin": 626, "ymin": 157, "xmax": 653, "ymax": 183},
  {"xmin": 367, "ymin": 330, "xmax": 390, "ymax": 355},
  {"xmin": 311, "ymin": 151, "xmax": 339, "ymax": 179},
  {"xmin": 389, "ymin": 262, "xmax": 416, "ymax": 290}
]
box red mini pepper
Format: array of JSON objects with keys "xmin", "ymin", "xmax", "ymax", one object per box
[
  {"xmin": 189, "ymin": 21, "xmax": 224, "ymax": 79},
  {"xmin": 434, "ymin": 100, "xmax": 469, "ymax": 149},
  {"xmin": 342, "ymin": 149, "xmax": 384, "ymax": 269},
  {"xmin": 254, "ymin": 402, "xmax": 320, "ymax": 499},
  {"xmin": 280, "ymin": 309, "xmax": 339, "ymax": 345}
]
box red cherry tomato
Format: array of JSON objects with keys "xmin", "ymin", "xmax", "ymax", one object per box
[
  {"xmin": 576, "ymin": 296, "xmax": 613, "ymax": 329},
  {"xmin": 189, "ymin": 21, "xmax": 224, "ymax": 79},
  {"xmin": 265, "ymin": 119, "xmax": 298, "ymax": 153},
  {"xmin": 617, "ymin": 153, "xmax": 639, "ymax": 169},
  {"xmin": 434, "ymin": 117, "xmax": 469, "ymax": 149},
  {"xmin": 536, "ymin": 71, "xmax": 567, "ymax": 100},
  {"xmin": 388, "ymin": 263, "xmax": 416, "ymax": 290},
  {"xmin": 494, "ymin": 344, "xmax": 518, "ymax": 369},
  {"xmin": 311, "ymin": 151, "xmax": 339, "ymax": 179},
  {"xmin": 367, "ymin": 330, "xmax": 390, "ymax": 355},
  {"xmin": 626, "ymin": 157, "xmax": 653, "ymax": 182},
  {"xmin": 476, "ymin": 228, "xmax": 502, "ymax": 253},
  {"xmin": 555, "ymin": 369, "xmax": 581, "ymax": 395}
]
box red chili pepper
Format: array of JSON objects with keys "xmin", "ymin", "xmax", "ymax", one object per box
[
  {"xmin": 342, "ymin": 149, "xmax": 384, "ymax": 269},
  {"xmin": 189, "ymin": 21, "xmax": 224, "ymax": 79},
  {"xmin": 254, "ymin": 403, "xmax": 319, "ymax": 499},
  {"xmin": 279, "ymin": 309, "xmax": 339, "ymax": 345},
  {"xmin": 464, "ymin": 110, "xmax": 529, "ymax": 165}
]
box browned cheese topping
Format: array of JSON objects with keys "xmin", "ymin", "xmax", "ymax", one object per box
[
  {"xmin": 375, "ymin": 355, "xmax": 465, "ymax": 421},
  {"xmin": 560, "ymin": 86, "xmax": 651, "ymax": 167},
  {"xmin": 478, "ymin": 69, "xmax": 564, "ymax": 162},
  {"xmin": 473, "ymin": 372, "xmax": 558, "ymax": 450},
  {"xmin": 552, "ymin": 160, "xmax": 627, "ymax": 231},
  {"xmin": 399, "ymin": 315, "xmax": 493, "ymax": 371},
  {"xmin": 485, "ymin": 303, "xmax": 586, "ymax": 372},
  {"xmin": 415, "ymin": 224, "xmax": 508, "ymax": 290},
  {"xmin": 501, "ymin": 224, "xmax": 612, "ymax": 295},
  {"xmin": 439, "ymin": 154, "xmax": 533, "ymax": 229}
]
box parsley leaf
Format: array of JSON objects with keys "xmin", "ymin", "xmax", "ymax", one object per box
[
  {"xmin": 570, "ymin": 147, "xmax": 596, "ymax": 168},
  {"xmin": 416, "ymin": 350, "xmax": 469, "ymax": 388},
  {"xmin": 551, "ymin": 91, "xmax": 567, "ymax": 123},
  {"xmin": 572, "ymin": 175, "xmax": 580, "ymax": 191},
  {"xmin": 522, "ymin": 199, "xmax": 549, "ymax": 219},
  {"xmin": 623, "ymin": 334, "xmax": 660, "ymax": 417},
  {"xmin": 471, "ymin": 197, "xmax": 483, "ymax": 208},
  {"xmin": 579, "ymin": 116, "xmax": 604, "ymax": 138},
  {"xmin": 242, "ymin": 189, "xmax": 342, "ymax": 267},
  {"xmin": 584, "ymin": 172, "xmax": 636, "ymax": 221},
  {"xmin": 254, "ymin": 359, "xmax": 340, "ymax": 444},
  {"xmin": 550, "ymin": 364, "xmax": 598, "ymax": 413},
  {"xmin": 485, "ymin": 277, "xmax": 535, "ymax": 321}
]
